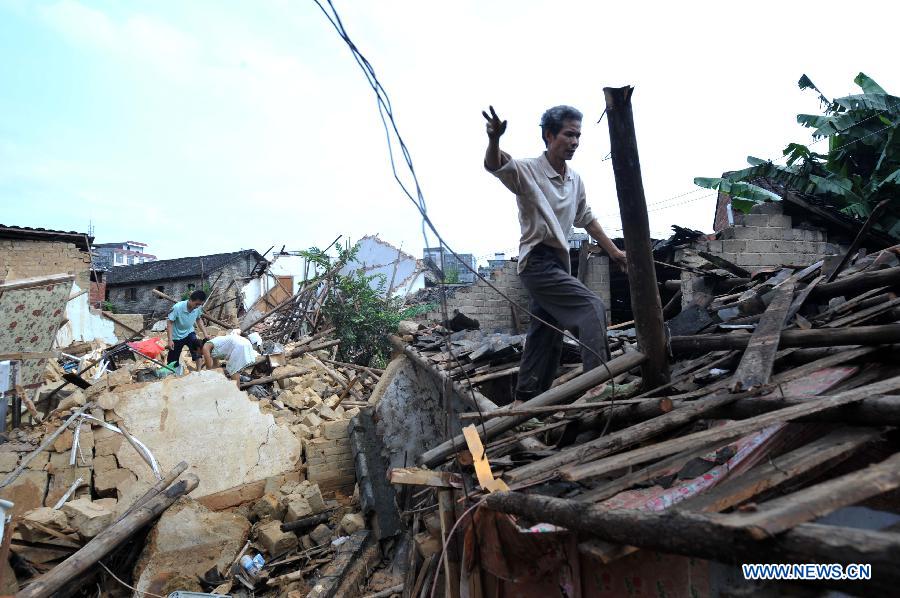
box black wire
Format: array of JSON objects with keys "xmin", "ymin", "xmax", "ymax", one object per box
[{"xmin": 312, "ymin": 0, "xmax": 618, "ymax": 446}]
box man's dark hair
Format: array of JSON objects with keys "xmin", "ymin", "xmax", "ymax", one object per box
[
  {"xmin": 189, "ymin": 290, "xmax": 207, "ymax": 302},
  {"xmin": 540, "ymin": 105, "xmax": 583, "ymax": 145}
]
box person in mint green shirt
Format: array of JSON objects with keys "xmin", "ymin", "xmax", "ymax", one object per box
[{"xmin": 166, "ymin": 290, "xmax": 208, "ymax": 368}]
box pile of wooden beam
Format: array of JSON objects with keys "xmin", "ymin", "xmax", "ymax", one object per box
[{"xmin": 380, "ymin": 245, "xmax": 900, "ymax": 596}]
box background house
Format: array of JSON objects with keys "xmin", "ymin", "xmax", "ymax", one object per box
[
  {"xmin": 0, "ymin": 224, "xmax": 93, "ymax": 289},
  {"xmin": 93, "ymin": 241, "xmax": 157, "ymax": 269},
  {"xmin": 106, "ymin": 250, "xmax": 267, "ymax": 322}
]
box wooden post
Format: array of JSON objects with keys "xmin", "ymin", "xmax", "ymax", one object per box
[
  {"xmin": 603, "ymin": 86, "xmax": 669, "ymax": 389},
  {"xmin": 17, "ymin": 475, "xmax": 199, "ymax": 598}
]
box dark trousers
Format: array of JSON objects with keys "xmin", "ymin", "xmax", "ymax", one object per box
[
  {"xmin": 516, "ymin": 244, "xmax": 610, "ymax": 401},
  {"xmin": 167, "ymin": 332, "xmax": 201, "ymax": 366}
]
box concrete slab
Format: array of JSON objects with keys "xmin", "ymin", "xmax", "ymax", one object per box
[
  {"xmin": 111, "ymin": 370, "xmax": 303, "ymax": 498},
  {"xmin": 133, "ymin": 497, "xmax": 250, "ymax": 595}
]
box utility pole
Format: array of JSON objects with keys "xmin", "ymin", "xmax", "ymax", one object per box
[{"xmin": 603, "ymin": 86, "xmax": 670, "ymax": 389}]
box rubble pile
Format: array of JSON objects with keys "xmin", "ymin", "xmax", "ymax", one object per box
[
  {"xmin": 0, "ymin": 317, "xmax": 383, "ymax": 595},
  {"xmin": 369, "ymin": 244, "xmax": 900, "ymax": 596}
]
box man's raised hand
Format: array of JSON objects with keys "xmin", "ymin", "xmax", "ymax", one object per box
[{"xmin": 482, "ymin": 106, "xmax": 507, "ymax": 140}]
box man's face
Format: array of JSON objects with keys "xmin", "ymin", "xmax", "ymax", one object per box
[
  {"xmin": 545, "ymin": 119, "xmax": 582, "ymax": 162},
  {"xmin": 187, "ymin": 299, "xmax": 202, "ymax": 310}
]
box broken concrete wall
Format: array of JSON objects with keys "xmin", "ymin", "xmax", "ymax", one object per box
[
  {"xmin": 339, "ymin": 235, "xmax": 426, "ymax": 299},
  {"xmin": 373, "ymin": 356, "xmax": 457, "ymax": 469},
  {"xmin": 106, "ymin": 370, "xmax": 303, "ymax": 498},
  {"xmin": 133, "ymin": 497, "xmax": 250, "ymax": 594},
  {"xmin": 56, "ymin": 282, "xmax": 119, "ymax": 346}
]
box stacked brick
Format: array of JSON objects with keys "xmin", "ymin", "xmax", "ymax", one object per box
[
  {"xmin": 0, "ymin": 239, "xmax": 91, "ymax": 289},
  {"xmin": 688, "ymin": 203, "xmax": 837, "ymax": 270},
  {"xmin": 304, "ymin": 420, "xmax": 356, "ymax": 493},
  {"xmin": 421, "ymin": 262, "xmax": 533, "ymax": 331}
]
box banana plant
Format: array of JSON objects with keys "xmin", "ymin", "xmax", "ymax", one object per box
[{"xmin": 695, "ymin": 73, "xmax": 900, "ymax": 239}]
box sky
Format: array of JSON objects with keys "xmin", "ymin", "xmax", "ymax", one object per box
[{"xmin": 1, "ymin": 0, "xmax": 898, "ymax": 264}]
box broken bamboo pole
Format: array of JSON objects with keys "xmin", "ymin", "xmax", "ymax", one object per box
[
  {"xmin": 482, "ymin": 492, "xmax": 900, "ymax": 596},
  {"xmin": 604, "ymin": 85, "xmax": 670, "ymax": 389},
  {"xmin": 151, "ymin": 288, "xmax": 233, "ymax": 329},
  {"xmin": 17, "ymin": 475, "xmax": 199, "ymax": 598},
  {"xmin": 419, "ymin": 350, "xmax": 646, "ymax": 467},
  {"xmin": 669, "ymin": 323, "xmax": 900, "ymax": 353}
]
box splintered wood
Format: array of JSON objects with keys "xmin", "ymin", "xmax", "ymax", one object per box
[{"xmin": 385, "ymin": 245, "xmax": 900, "ymax": 596}]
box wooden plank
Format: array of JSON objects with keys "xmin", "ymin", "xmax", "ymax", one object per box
[
  {"xmin": 676, "ymin": 427, "xmax": 882, "ymax": 513},
  {"xmin": 697, "ymin": 251, "xmax": 750, "ymax": 278},
  {"xmin": 811, "ymin": 287, "xmax": 888, "ymax": 323},
  {"xmin": 720, "ymin": 450, "xmax": 900, "ymax": 539},
  {"xmin": 785, "ymin": 274, "xmax": 822, "ymax": 324},
  {"xmin": 731, "ymin": 281, "xmax": 795, "ymax": 392},
  {"xmin": 823, "ymin": 295, "xmax": 900, "ymax": 328},
  {"xmin": 462, "ymin": 425, "xmax": 508, "ymax": 493},
  {"xmin": 0, "ymin": 352, "xmax": 56, "ymax": 360},
  {"xmin": 578, "ymin": 438, "xmax": 730, "ymax": 504},
  {"xmin": 438, "ymin": 489, "xmax": 460, "ymax": 598},
  {"xmin": 560, "ymin": 374, "xmax": 900, "ymax": 482},
  {"xmin": 389, "ymin": 468, "xmax": 462, "ymax": 489},
  {"xmin": 824, "ymin": 198, "xmax": 891, "ymax": 283}
]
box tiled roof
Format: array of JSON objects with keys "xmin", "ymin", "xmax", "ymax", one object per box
[
  {"xmin": 106, "ymin": 250, "xmax": 266, "ymax": 285},
  {"xmin": 0, "ymin": 225, "xmax": 92, "ymax": 251}
]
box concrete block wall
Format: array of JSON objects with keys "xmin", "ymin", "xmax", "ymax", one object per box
[
  {"xmin": 304, "ymin": 420, "xmax": 355, "ymax": 492},
  {"xmin": 689, "ymin": 202, "xmax": 839, "ymax": 270},
  {"xmin": 0, "ymin": 239, "xmax": 91, "ymax": 289},
  {"xmin": 581, "ymin": 254, "xmax": 612, "ymax": 323},
  {"xmin": 678, "ymin": 202, "xmax": 843, "ymax": 305},
  {"xmin": 421, "ymin": 262, "xmax": 533, "ymax": 332}
]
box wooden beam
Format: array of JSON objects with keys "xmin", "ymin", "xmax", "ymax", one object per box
[
  {"xmin": 708, "ymin": 394, "xmax": 900, "ymax": 426},
  {"xmin": 604, "ymin": 85, "xmax": 670, "ymax": 389},
  {"xmin": 731, "ymin": 281, "xmax": 795, "ymax": 392},
  {"xmin": 670, "ymin": 323, "xmax": 900, "ymax": 353},
  {"xmin": 720, "ymin": 450, "xmax": 900, "ymax": 539},
  {"xmin": 418, "ymin": 350, "xmax": 646, "ymax": 467},
  {"xmin": 505, "ymin": 388, "xmax": 754, "ymax": 484},
  {"xmin": 16, "ymin": 475, "xmax": 199, "ymax": 598},
  {"xmin": 676, "ymin": 427, "xmax": 882, "ymax": 513},
  {"xmin": 458, "ymin": 398, "xmax": 671, "ymax": 421},
  {"xmin": 808, "ymin": 265, "xmax": 900, "ymax": 300},
  {"xmin": 560, "ymin": 374, "xmax": 900, "ymax": 482},
  {"xmin": 482, "ymin": 492, "xmax": 900, "ymax": 596},
  {"xmin": 151, "ymin": 288, "xmax": 233, "ymax": 329},
  {"xmin": 824, "ymin": 198, "xmax": 892, "ymax": 283}
]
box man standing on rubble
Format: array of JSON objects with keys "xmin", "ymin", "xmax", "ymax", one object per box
[
  {"xmin": 166, "ymin": 290, "xmax": 208, "ymax": 369},
  {"xmin": 483, "ymin": 105, "xmax": 627, "ymax": 401}
]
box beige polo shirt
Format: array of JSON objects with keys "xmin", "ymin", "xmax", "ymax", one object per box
[{"xmin": 488, "ymin": 152, "xmax": 594, "ymax": 273}]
